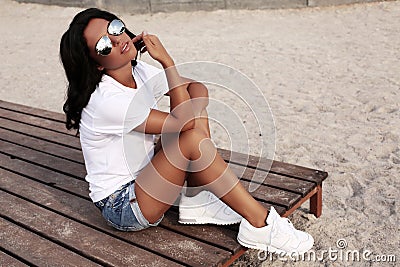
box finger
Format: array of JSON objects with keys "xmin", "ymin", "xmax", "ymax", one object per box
[
  {"xmin": 142, "ymin": 35, "xmax": 152, "ymax": 47},
  {"xmin": 131, "ymin": 33, "xmax": 143, "ymax": 43},
  {"xmin": 142, "ymin": 34, "xmax": 156, "ymax": 47}
]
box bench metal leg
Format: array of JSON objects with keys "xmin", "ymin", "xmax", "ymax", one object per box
[{"xmin": 310, "ymin": 184, "xmax": 322, "ymax": 217}]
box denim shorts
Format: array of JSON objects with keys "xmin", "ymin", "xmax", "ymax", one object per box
[{"xmin": 94, "ymin": 181, "xmax": 163, "ymax": 231}]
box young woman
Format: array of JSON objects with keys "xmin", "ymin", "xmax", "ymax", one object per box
[{"xmin": 60, "ymin": 8, "xmax": 313, "ymax": 255}]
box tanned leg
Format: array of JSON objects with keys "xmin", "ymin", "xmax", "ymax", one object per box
[
  {"xmin": 135, "ymin": 128, "xmax": 268, "ymax": 228},
  {"xmin": 185, "ymin": 81, "xmax": 212, "ymax": 196}
]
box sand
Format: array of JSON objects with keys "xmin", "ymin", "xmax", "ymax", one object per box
[{"xmin": 0, "ymin": 0, "xmax": 399, "ymax": 266}]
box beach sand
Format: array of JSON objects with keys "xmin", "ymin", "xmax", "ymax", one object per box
[{"xmin": 0, "ymin": 0, "xmax": 399, "ymax": 265}]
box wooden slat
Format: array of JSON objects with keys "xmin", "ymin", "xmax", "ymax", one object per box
[
  {"xmin": 160, "ymin": 209, "xmax": 240, "ymax": 251},
  {"xmin": 229, "ymin": 163, "xmax": 315, "ymax": 196},
  {"xmin": 0, "ymin": 127, "xmax": 84, "ymax": 163},
  {"xmin": 1, "ymin": 100, "xmax": 327, "ymax": 195},
  {"xmin": 218, "ymin": 148, "xmax": 328, "ymax": 184},
  {"xmin": 0, "ymin": 153, "xmax": 89, "ymax": 198},
  {"xmin": 270, "ymin": 160, "xmax": 327, "ymax": 184},
  {"xmin": 0, "ymin": 191, "xmax": 184, "ymax": 267},
  {"xmin": 0, "ymin": 140, "xmax": 86, "ymax": 178},
  {"xmin": 0, "ymin": 153, "xmax": 89, "ymax": 199},
  {"xmin": 0, "ymin": 100, "xmax": 65, "ymax": 122},
  {"xmin": 0, "ymin": 107, "xmax": 72, "ymax": 136},
  {"xmin": 0, "ymin": 117, "xmax": 81, "ymax": 149},
  {"xmin": 0, "ymin": 169, "xmax": 232, "ymax": 266},
  {"xmin": 0, "ymin": 217, "xmax": 101, "ymax": 267},
  {"xmin": 0, "ymin": 250, "xmax": 29, "ymax": 267},
  {"xmin": 240, "ymin": 179, "xmax": 301, "ymax": 208}
]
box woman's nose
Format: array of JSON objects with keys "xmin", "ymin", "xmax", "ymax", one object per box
[{"xmin": 109, "ymin": 35, "xmax": 121, "ymax": 45}]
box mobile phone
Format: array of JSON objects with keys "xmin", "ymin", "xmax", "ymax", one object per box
[
  {"xmin": 128, "ymin": 30, "xmax": 147, "ymax": 54},
  {"xmin": 134, "ymin": 39, "xmax": 146, "ymax": 53}
]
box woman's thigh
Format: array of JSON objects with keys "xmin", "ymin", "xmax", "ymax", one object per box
[
  {"xmin": 101, "ymin": 182, "xmax": 162, "ymax": 231},
  {"xmin": 135, "ymin": 129, "xmax": 209, "ymax": 223}
]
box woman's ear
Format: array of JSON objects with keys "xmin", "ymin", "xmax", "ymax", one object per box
[{"xmin": 97, "ymin": 65, "xmax": 105, "ymax": 71}]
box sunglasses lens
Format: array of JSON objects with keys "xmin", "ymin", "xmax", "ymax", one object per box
[
  {"xmin": 95, "ymin": 36, "xmax": 112, "ymax": 56},
  {"xmin": 108, "ymin": 19, "xmax": 125, "ymax": 36}
]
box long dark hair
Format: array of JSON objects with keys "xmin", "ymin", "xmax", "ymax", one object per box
[{"xmin": 60, "ymin": 8, "xmax": 137, "ymax": 131}]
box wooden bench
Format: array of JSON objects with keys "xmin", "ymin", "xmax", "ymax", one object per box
[{"xmin": 0, "ymin": 100, "xmax": 328, "ymax": 266}]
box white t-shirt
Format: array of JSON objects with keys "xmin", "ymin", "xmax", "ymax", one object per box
[{"xmin": 80, "ymin": 60, "xmax": 169, "ymax": 202}]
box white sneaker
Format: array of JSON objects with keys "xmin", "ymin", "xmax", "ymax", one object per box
[
  {"xmin": 237, "ymin": 206, "xmax": 314, "ymax": 255},
  {"xmin": 178, "ymin": 191, "xmax": 242, "ymax": 225}
]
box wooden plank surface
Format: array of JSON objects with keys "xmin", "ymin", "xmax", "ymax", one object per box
[
  {"xmin": 0, "ymin": 100, "xmax": 65, "ymax": 122},
  {"xmin": 228, "ymin": 163, "xmax": 315, "ymax": 197},
  {"xmin": 0, "ymin": 106, "xmax": 70, "ymax": 135},
  {"xmin": 0, "ymin": 152, "xmax": 89, "ymax": 197},
  {"xmin": 0, "ymin": 145, "xmax": 284, "ymax": 256},
  {"xmin": 0, "ymin": 152, "xmax": 285, "ymax": 257},
  {"xmin": 0, "ymin": 127, "xmax": 84, "ymax": 163},
  {"xmin": 0, "ymin": 217, "xmax": 102, "ymax": 267},
  {"xmin": 0, "ymin": 138, "xmax": 300, "ymax": 210},
  {"xmin": 0, "ymin": 113, "xmax": 307, "ymax": 208},
  {"xmin": 0, "ymin": 100, "xmax": 328, "ymax": 184},
  {"xmin": 0, "ymin": 140, "xmax": 86, "ymax": 178},
  {"xmin": 0, "ymin": 190, "xmax": 185, "ymax": 267},
  {"xmin": 0, "ymin": 250, "xmax": 29, "ymax": 267},
  {"xmin": 0, "ymin": 100, "xmax": 328, "ymax": 266},
  {"xmin": 218, "ymin": 148, "xmax": 328, "ymax": 185},
  {"xmin": 0, "ymin": 116, "xmax": 311, "ymax": 208},
  {"xmin": 0, "ymin": 169, "xmax": 233, "ymax": 266},
  {"xmin": 0, "ymin": 117, "xmax": 81, "ymax": 149}
]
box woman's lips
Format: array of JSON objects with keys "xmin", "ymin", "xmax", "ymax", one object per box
[{"xmin": 121, "ymin": 41, "xmax": 130, "ymax": 54}]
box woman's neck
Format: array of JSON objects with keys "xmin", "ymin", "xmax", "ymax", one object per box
[{"xmin": 105, "ymin": 63, "xmax": 137, "ymax": 89}]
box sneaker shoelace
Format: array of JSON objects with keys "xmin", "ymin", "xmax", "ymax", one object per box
[
  {"xmin": 207, "ymin": 192, "xmax": 233, "ymax": 215},
  {"xmin": 275, "ymin": 217, "xmax": 297, "ymax": 234}
]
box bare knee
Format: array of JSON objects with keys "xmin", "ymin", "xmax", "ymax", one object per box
[
  {"xmin": 159, "ymin": 128, "xmax": 213, "ymax": 170},
  {"xmin": 179, "ymin": 128, "xmax": 215, "ymax": 163},
  {"xmin": 179, "ymin": 128, "xmax": 209, "ymax": 148},
  {"xmin": 187, "ymin": 82, "xmax": 209, "ymax": 114},
  {"xmin": 187, "ymin": 82, "xmax": 209, "ymax": 99}
]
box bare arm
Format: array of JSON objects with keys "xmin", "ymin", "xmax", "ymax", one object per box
[{"xmin": 133, "ymin": 33, "xmax": 195, "ymax": 134}]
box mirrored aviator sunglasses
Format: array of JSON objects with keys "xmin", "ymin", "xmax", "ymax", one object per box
[{"xmin": 95, "ymin": 19, "xmax": 126, "ymax": 56}]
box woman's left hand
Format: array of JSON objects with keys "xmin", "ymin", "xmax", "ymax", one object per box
[
  {"xmin": 139, "ymin": 32, "xmax": 174, "ymax": 68},
  {"xmin": 131, "ymin": 33, "xmax": 146, "ymax": 53}
]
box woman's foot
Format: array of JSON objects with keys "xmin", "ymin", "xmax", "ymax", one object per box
[
  {"xmin": 237, "ymin": 206, "xmax": 314, "ymax": 255},
  {"xmin": 178, "ymin": 191, "xmax": 242, "ymax": 225}
]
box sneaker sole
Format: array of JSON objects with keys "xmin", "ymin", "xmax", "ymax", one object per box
[
  {"xmin": 179, "ymin": 217, "xmax": 241, "ymax": 225},
  {"xmin": 237, "ymin": 236, "xmax": 269, "ymax": 251},
  {"xmin": 237, "ymin": 236, "xmax": 313, "ymax": 255}
]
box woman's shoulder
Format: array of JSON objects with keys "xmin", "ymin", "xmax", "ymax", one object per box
[
  {"xmin": 135, "ymin": 60, "xmax": 160, "ymax": 70},
  {"xmin": 98, "ymin": 75, "xmax": 133, "ymax": 94},
  {"xmin": 86, "ymin": 76, "xmax": 134, "ymax": 107},
  {"xmin": 135, "ymin": 60, "xmax": 163, "ymax": 77}
]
